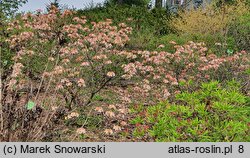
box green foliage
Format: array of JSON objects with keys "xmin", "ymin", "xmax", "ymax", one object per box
[
  {"xmin": 146, "ymin": 34, "xmax": 191, "ymax": 51},
  {"xmin": 26, "ymin": 100, "xmax": 36, "ymax": 110},
  {"xmin": 130, "ymin": 116, "xmax": 144, "ymax": 124},
  {"xmin": 0, "ymin": 0, "xmax": 27, "ymax": 17},
  {"xmin": 132, "ymin": 81, "xmax": 250, "ymax": 141},
  {"xmin": 77, "ymin": 5, "xmax": 172, "ymax": 35},
  {"xmin": 228, "ymin": 12, "xmax": 250, "ymax": 51},
  {"xmin": 0, "ymin": 39, "xmax": 14, "ymax": 72},
  {"xmin": 106, "ymin": 0, "xmax": 150, "ymax": 6},
  {"xmin": 145, "ymin": 32, "xmax": 237, "ymax": 54},
  {"xmin": 0, "ymin": 16, "xmax": 15, "ymax": 78}
]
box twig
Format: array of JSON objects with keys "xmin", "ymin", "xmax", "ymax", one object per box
[
  {"xmin": 85, "ymin": 77, "xmax": 112, "ymax": 106},
  {"xmin": 35, "ymin": 59, "xmax": 49, "ymax": 101},
  {"xmin": 0, "ymin": 77, "xmax": 3, "ymax": 131},
  {"xmin": 72, "ymin": 106, "xmax": 94, "ymax": 141},
  {"xmin": 41, "ymin": 54, "xmax": 60, "ymax": 102}
]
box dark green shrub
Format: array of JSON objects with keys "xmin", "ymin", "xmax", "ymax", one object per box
[
  {"xmin": 228, "ymin": 13, "xmax": 250, "ymax": 51},
  {"xmin": 77, "ymin": 5, "xmax": 173, "ymax": 35}
]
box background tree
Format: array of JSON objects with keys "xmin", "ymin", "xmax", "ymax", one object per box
[
  {"xmin": 0, "ymin": 0, "xmax": 28, "ymax": 17},
  {"xmin": 46, "ymin": 0, "xmax": 61, "ymax": 11}
]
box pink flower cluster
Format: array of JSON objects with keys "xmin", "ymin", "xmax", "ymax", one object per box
[
  {"xmin": 5, "ymin": 7, "xmax": 133, "ymax": 105},
  {"xmin": 120, "ymin": 41, "xmax": 249, "ymax": 102}
]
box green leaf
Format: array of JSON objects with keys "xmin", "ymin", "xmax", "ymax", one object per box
[
  {"xmin": 227, "ymin": 49, "xmax": 234, "ymax": 55},
  {"xmin": 245, "ymin": 68, "xmax": 250, "ymax": 75},
  {"xmin": 26, "ymin": 100, "xmax": 35, "ymax": 110},
  {"xmin": 3, "ymin": 60, "xmax": 8, "ymax": 66}
]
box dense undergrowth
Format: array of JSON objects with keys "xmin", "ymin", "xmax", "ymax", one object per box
[
  {"xmin": 130, "ymin": 81, "xmax": 250, "ymax": 141},
  {"xmin": 0, "ymin": 0, "xmax": 249, "ymax": 141}
]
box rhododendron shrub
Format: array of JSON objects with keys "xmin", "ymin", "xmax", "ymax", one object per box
[
  {"xmin": 4, "ymin": 6, "xmax": 132, "ymax": 108},
  {"xmin": 121, "ymin": 42, "xmax": 250, "ymax": 103},
  {"xmin": 1, "ymin": 6, "xmax": 132, "ymax": 141}
]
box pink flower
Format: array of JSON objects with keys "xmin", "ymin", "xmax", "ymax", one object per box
[
  {"xmin": 81, "ymin": 62, "xmax": 90, "ymax": 66},
  {"xmin": 120, "ymin": 121, "xmax": 127, "ymax": 126},
  {"xmin": 171, "ymin": 81, "xmax": 178, "ymax": 85},
  {"xmin": 95, "ymin": 107, "xmax": 104, "ymax": 113},
  {"xmin": 11, "ymin": 63, "xmax": 23, "ymax": 78},
  {"xmin": 76, "ymin": 128, "xmax": 86, "ymax": 135},
  {"xmin": 77, "ymin": 78, "xmax": 86, "ymax": 87},
  {"xmin": 56, "ymin": 84, "xmax": 63, "ymax": 90},
  {"xmin": 169, "ymin": 41, "xmax": 177, "ymax": 45},
  {"xmin": 104, "ymin": 60, "xmax": 112, "ymax": 65},
  {"xmin": 205, "ymin": 75, "xmax": 210, "ymax": 79},
  {"xmin": 158, "ymin": 44, "xmax": 165, "ymax": 48},
  {"xmin": 163, "ymin": 89, "xmax": 171, "ymax": 98},
  {"xmin": 108, "ymin": 104, "xmax": 116, "ymax": 110}
]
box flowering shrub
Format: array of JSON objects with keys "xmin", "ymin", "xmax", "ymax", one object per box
[
  {"xmin": 1, "ymin": 6, "xmax": 132, "ymax": 141},
  {"xmin": 4, "ymin": 6, "xmax": 132, "ymax": 108},
  {"xmin": 120, "ymin": 41, "xmax": 250, "ymax": 104}
]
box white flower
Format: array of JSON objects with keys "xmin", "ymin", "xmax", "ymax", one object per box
[
  {"xmin": 158, "ymin": 44, "xmax": 165, "ymax": 48},
  {"xmin": 215, "ymin": 42, "xmax": 222, "ymax": 46},
  {"xmin": 107, "ymin": 71, "xmax": 115, "ymax": 77},
  {"xmin": 104, "ymin": 129, "xmax": 113, "ymax": 135},
  {"xmin": 113, "ymin": 125, "xmax": 121, "ymax": 131},
  {"xmin": 65, "ymin": 112, "xmax": 79, "ymax": 120},
  {"xmin": 48, "ymin": 57, "xmax": 55, "ymax": 61},
  {"xmin": 169, "ymin": 41, "xmax": 177, "ymax": 45},
  {"xmin": 108, "ymin": 104, "xmax": 116, "ymax": 110},
  {"xmin": 105, "ymin": 111, "xmax": 115, "ymax": 118},
  {"xmin": 118, "ymin": 108, "xmax": 127, "ymax": 114},
  {"xmin": 104, "ymin": 60, "xmax": 112, "ymax": 64},
  {"xmin": 51, "ymin": 106, "xmax": 58, "ymax": 111}
]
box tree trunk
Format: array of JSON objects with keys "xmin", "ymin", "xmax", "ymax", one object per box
[{"xmin": 155, "ymin": 0, "xmax": 163, "ymax": 8}]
